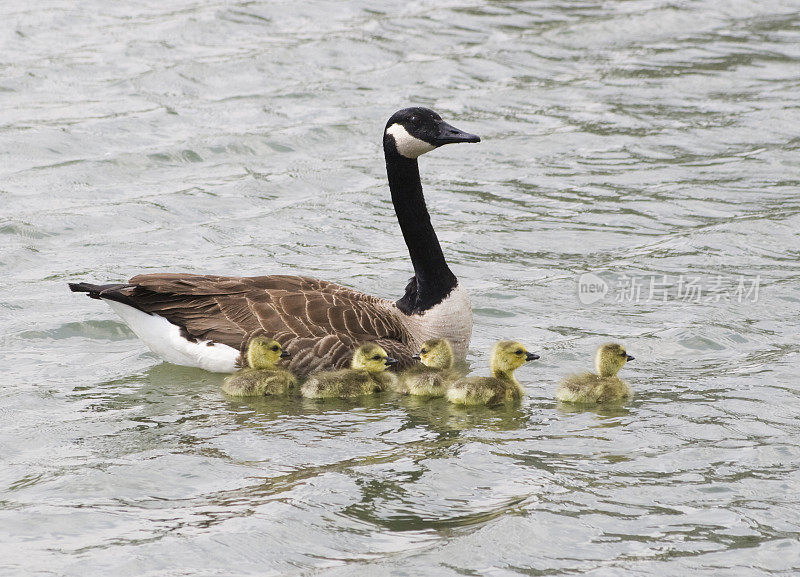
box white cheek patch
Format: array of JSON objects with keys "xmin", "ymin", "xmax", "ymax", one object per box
[{"xmin": 386, "ymin": 123, "xmax": 436, "ymax": 159}]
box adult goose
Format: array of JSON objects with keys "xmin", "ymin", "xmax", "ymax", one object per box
[{"xmin": 69, "ymin": 107, "xmax": 480, "ymax": 376}]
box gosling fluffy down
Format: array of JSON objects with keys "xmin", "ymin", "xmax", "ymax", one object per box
[
  {"xmin": 301, "ymin": 343, "xmax": 398, "ymax": 399},
  {"xmin": 396, "ymin": 338, "xmax": 461, "ymax": 397},
  {"xmin": 556, "ymin": 343, "xmax": 634, "ymax": 404},
  {"xmin": 222, "ymin": 337, "xmax": 297, "ymax": 397},
  {"xmin": 446, "ymin": 340, "xmax": 539, "ymax": 406}
]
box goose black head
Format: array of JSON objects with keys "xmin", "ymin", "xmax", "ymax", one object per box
[{"xmin": 384, "ymin": 107, "xmax": 480, "ymax": 159}]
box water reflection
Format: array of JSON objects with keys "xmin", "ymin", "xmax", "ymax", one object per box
[{"xmin": 556, "ymin": 401, "xmax": 632, "ymax": 421}]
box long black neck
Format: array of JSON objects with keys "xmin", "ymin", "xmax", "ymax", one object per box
[{"xmin": 385, "ymin": 142, "xmax": 457, "ymax": 315}]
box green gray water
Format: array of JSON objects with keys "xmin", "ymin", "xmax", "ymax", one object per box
[{"xmin": 2, "ymin": 1, "xmax": 800, "ymax": 575}]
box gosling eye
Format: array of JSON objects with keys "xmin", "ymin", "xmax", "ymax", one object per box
[
  {"xmin": 515, "ymin": 349, "xmax": 523, "ymax": 355},
  {"xmin": 420, "ymin": 349, "xmax": 427, "ymax": 354},
  {"xmin": 372, "ymin": 355, "xmax": 381, "ymax": 361},
  {"xmin": 271, "ymin": 345, "xmax": 279, "ymax": 352},
  {"xmin": 620, "ymin": 352, "xmax": 627, "ymax": 357}
]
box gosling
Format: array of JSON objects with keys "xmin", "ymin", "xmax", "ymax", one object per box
[
  {"xmin": 556, "ymin": 343, "xmax": 634, "ymax": 404},
  {"xmin": 301, "ymin": 343, "xmax": 398, "ymax": 399},
  {"xmin": 222, "ymin": 337, "xmax": 296, "ymax": 397},
  {"xmin": 396, "ymin": 338, "xmax": 460, "ymax": 397},
  {"xmin": 446, "ymin": 341, "xmax": 539, "ymax": 406}
]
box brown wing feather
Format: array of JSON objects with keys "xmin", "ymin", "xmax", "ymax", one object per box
[{"xmin": 123, "ymin": 273, "xmax": 415, "ymax": 376}]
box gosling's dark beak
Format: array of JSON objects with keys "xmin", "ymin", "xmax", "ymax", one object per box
[
  {"xmin": 525, "ymin": 352, "xmax": 540, "ymax": 361},
  {"xmin": 411, "ymin": 354, "xmax": 421, "ymax": 361},
  {"xmin": 385, "ymin": 357, "xmax": 399, "ymax": 366},
  {"xmin": 280, "ymin": 350, "xmax": 291, "ymax": 358},
  {"xmin": 626, "ymin": 355, "xmax": 635, "ymax": 362},
  {"xmin": 433, "ymin": 120, "xmax": 480, "ymax": 145}
]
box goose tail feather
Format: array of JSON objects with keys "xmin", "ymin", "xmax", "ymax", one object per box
[{"xmin": 68, "ymin": 282, "xmax": 142, "ymax": 310}]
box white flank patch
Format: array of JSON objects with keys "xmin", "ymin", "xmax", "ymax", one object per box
[
  {"xmin": 397, "ymin": 284, "xmax": 474, "ymax": 360},
  {"xmin": 106, "ymin": 301, "xmax": 239, "ymax": 373},
  {"xmin": 386, "ymin": 123, "xmax": 436, "ymax": 159}
]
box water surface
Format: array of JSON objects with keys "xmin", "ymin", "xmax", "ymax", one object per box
[{"xmin": 2, "ymin": 1, "xmax": 799, "ymax": 575}]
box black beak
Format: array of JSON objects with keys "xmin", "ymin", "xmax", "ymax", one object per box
[
  {"xmin": 411, "ymin": 354, "xmax": 421, "ymax": 361},
  {"xmin": 525, "ymin": 352, "xmax": 540, "ymax": 361},
  {"xmin": 433, "ymin": 121, "xmax": 480, "ymax": 145},
  {"xmin": 626, "ymin": 355, "xmax": 635, "ymax": 362},
  {"xmin": 280, "ymin": 350, "xmax": 291, "ymax": 358},
  {"xmin": 385, "ymin": 357, "xmax": 399, "ymax": 366}
]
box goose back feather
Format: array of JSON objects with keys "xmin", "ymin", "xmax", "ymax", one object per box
[{"xmin": 72, "ymin": 273, "xmax": 415, "ymax": 376}]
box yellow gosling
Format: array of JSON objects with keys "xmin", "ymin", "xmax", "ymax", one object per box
[
  {"xmin": 222, "ymin": 337, "xmax": 296, "ymax": 397},
  {"xmin": 396, "ymin": 338, "xmax": 461, "ymax": 397},
  {"xmin": 301, "ymin": 343, "xmax": 398, "ymax": 399},
  {"xmin": 446, "ymin": 341, "xmax": 539, "ymax": 406},
  {"xmin": 556, "ymin": 343, "xmax": 634, "ymax": 404}
]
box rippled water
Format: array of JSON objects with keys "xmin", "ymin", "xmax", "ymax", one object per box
[{"xmin": 2, "ymin": 1, "xmax": 800, "ymax": 575}]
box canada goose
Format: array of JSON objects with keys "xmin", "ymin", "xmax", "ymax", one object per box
[
  {"xmin": 69, "ymin": 108, "xmax": 479, "ymax": 377},
  {"xmin": 396, "ymin": 338, "xmax": 460, "ymax": 397},
  {"xmin": 301, "ymin": 343, "xmax": 397, "ymax": 399},
  {"xmin": 556, "ymin": 343, "xmax": 634, "ymax": 403},
  {"xmin": 446, "ymin": 341, "xmax": 539, "ymax": 406},
  {"xmin": 221, "ymin": 336, "xmax": 296, "ymax": 397}
]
